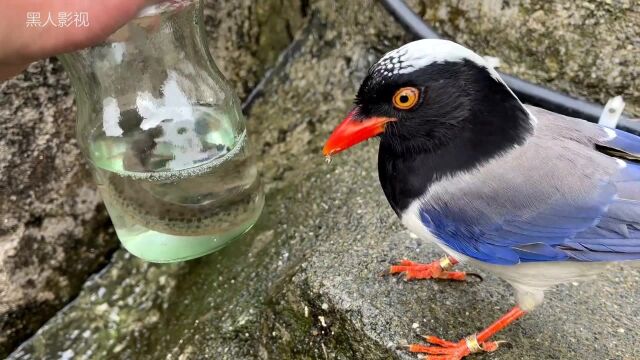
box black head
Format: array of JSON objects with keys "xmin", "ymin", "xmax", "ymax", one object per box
[
  {"xmin": 324, "ymin": 39, "xmax": 532, "ymax": 158},
  {"xmin": 323, "ymin": 40, "xmax": 534, "ymax": 214}
]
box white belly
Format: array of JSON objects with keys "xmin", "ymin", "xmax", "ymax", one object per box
[
  {"xmin": 475, "ymin": 260, "xmax": 609, "ymax": 310},
  {"xmin": 401, "ymin": 203, "xmax": 611, "ymax": 311}
]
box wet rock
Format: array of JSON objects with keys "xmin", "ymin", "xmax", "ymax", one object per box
[
  {"xmin": 0, "ymin": 57, "xmax": 116, "ymax": 358},
  {"xmin": 409, "ymin": 0, "xmax": 640, "ymax": 116},
  {"xmin": 203, "ymin": 0, "xmax": 307, "ymax": 99},
  {"xmin": 0, "ymin": 1, "xmax": 304, "ymax": 356},
  {"xmin": 9, "ymin": 1, "xmax": 640, "ymax": 359}
]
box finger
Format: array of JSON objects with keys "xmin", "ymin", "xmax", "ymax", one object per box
[
  {"xmin": 0, "ymin": 0, "xmax": 161, "ymax": 65},
  {"xmin": 0, "ymin": 63, "xmax": 28, "ymax": 81}
]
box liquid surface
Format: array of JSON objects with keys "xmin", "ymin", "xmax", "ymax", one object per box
[{"xmin": 90, "ymin": 106, "xmax": 263, "ymax": 262}]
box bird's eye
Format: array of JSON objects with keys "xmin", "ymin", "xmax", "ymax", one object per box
[{"xmin": 392, "ymin": 87, "xmax": 420, "ymax": 110}]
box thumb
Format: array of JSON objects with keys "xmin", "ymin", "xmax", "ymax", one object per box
[{"xmin": 1, "ymin": 0, "xmax": 165, "ymax": 65}]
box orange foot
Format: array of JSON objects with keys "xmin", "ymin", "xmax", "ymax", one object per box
[
  {"xmin": 408, "ymin": 335, "xmax": 501, "ymax": 360},
  {"xmin": 389, "ymin": 257, "xmax": 476, "ymax": 281},
  {"xmin": 406, "ymin": 306, "xmax": 527, "ymax": 359}
]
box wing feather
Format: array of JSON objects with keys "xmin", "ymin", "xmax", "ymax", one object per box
[{"xmin": 418, "ymin": 106, "xmax": 640, "ymax": 264}]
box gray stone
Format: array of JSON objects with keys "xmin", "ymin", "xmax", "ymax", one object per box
[
  {"xmin": 0, "ymin": 1, "xmax": 304, "ymax": 356},
  {"xmin": 0, "ymin": 56, "xmax": 117, "ymax": 359},
  {"xmin": 8, "ymin": 0, "xmax": 640, "ymax": 359},
  {"xmin": 203, "ymin": 0, "xmax": 307, "ymax": 99},
  {"xmin": 409, "ymin": 0, "xmax": 640, "ymax": 117}
]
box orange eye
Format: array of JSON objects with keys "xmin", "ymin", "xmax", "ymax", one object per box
[{"xmin": 392, "ymin": 87, "xmax": 420, "ymax": 110}]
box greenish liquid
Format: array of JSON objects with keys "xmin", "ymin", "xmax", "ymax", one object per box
[{"xmin": 90, "ymin": 106, "xmax": 263, "ymax": 262}]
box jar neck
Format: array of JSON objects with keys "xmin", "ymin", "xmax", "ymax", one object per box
[{"xmin": 58, "ymin": 0, "xmax": 226, "ymax": 111}]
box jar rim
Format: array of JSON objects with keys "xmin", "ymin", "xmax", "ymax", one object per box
[{"xmin": 136, "ymin": 0, "xmax": 195, "ymax": 18}]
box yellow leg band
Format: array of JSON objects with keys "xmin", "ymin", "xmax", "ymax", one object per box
[
  {"xmin": 465, "ymin": 334, "xmax": 483, "ymax": 353},
  {"xmin": 438, "ymin": 256, "xmax": 453, "ymax": 271}
]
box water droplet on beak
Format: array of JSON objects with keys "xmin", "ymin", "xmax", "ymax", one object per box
[{"xmin": 325, "ymin": 155, "xmax": 332, "ymax": 164}]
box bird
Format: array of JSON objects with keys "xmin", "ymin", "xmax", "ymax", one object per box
[{"xmin": 322, "ymin": 39, "xmax": 640, "ymax": 359}]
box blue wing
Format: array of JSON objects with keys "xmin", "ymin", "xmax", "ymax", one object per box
[{"xmin": 419, "ymin": 127, "xmax": 640, "ymax": 265}]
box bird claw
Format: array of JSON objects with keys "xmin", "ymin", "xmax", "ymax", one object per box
[
  {"xmin": 492, "ymin": 340, "xmax": 510, "ymax": 349},
  {"xmin": 465, "ymin": 272, "xmax": 484, "ymax": 283},
  {"xmin": 388, "ymin": 258, "xmax": 468, "ymax": 281},
  {"xmin": 406, "ymin": 334, "xmax": 503, "ymax": 360}
]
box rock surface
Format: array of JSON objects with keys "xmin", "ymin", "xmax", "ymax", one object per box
[
  {"xmin": 0, "ymin": 57, "xmax": 117, "ymax": 359},
  {"xmin": 0, "ymin": 1, "xmax": 305, "ymax": 357},
  {"xmin": 410, "ymin": 0, "xmax": 640, "ymax": 116},
  {"xmin": 8, "ymin": 0, "xmax": 640, "ymax": 359}
]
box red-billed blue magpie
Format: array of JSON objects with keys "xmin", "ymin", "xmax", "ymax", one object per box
[{"xmin": 323, "ymin": 39, "xmax": 640, "ymax": 359}]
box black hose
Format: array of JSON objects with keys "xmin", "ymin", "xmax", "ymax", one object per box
[{"xmin": 380, "ymin": 0, "xmax": 637, "ymax": 131}]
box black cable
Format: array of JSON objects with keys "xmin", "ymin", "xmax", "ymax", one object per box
[{"xmin": 380, "ymin": 0, "xmax": 637, "ymax": 131}]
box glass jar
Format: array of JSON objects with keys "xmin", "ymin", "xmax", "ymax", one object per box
[{"xmin": 59, "ymin": 0, "xmax": 264, "ymax": 263}]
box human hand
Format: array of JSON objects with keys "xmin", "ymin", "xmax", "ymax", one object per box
[{"xmin": 0, "ymin": 0, "xmax": 161, "ymax": 81}]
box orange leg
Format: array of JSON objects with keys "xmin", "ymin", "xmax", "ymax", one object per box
[
  {"xmin": 389, "ymin": 256, "xmax": 470, "ymax": 281},
  {"xmin": 408, "ymin": 306, "xmax": 527, "ymax": 359}
]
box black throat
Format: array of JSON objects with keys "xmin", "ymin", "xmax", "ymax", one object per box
[{"xmin": 377, "ymin": 81, "xmax": 533, "ymax": 215}]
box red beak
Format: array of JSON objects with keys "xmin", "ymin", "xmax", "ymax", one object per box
[{"xmin": 323, "ymin": 108, "xmax": 395, "ymax": 156}]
